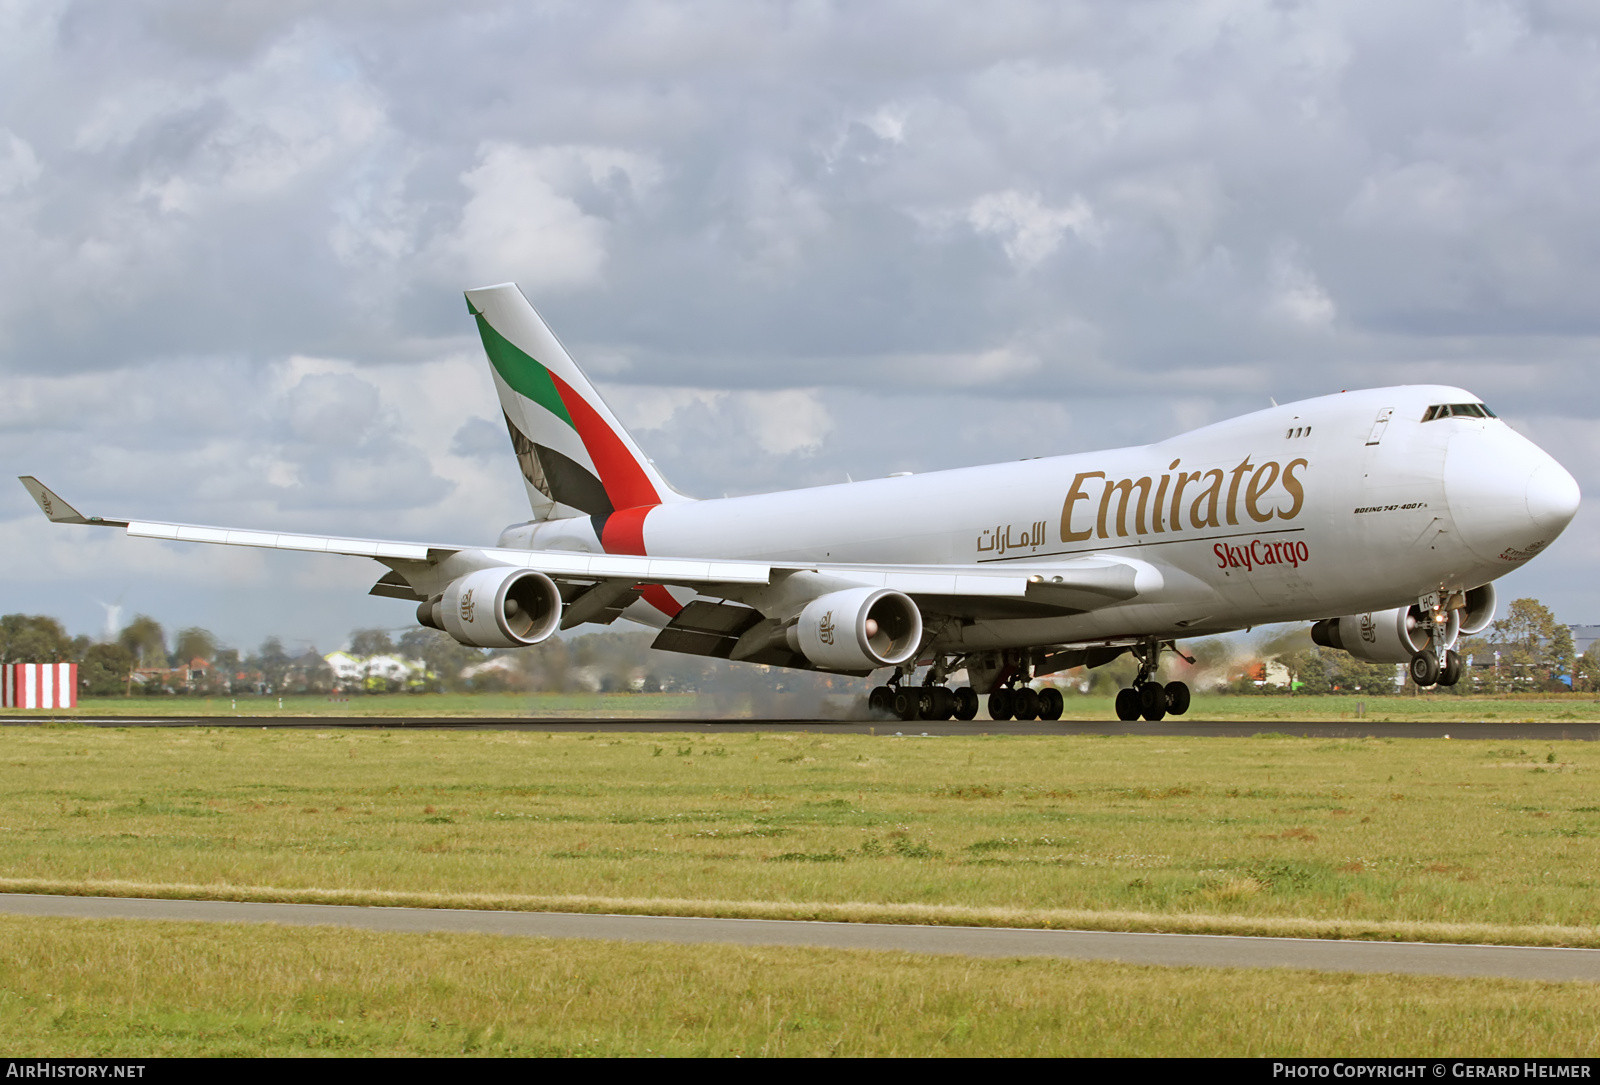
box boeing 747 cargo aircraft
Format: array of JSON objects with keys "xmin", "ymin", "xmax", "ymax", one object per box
[{"xmin": 21, "ymin": 283, "xmax": 1581, "ymax": 722}]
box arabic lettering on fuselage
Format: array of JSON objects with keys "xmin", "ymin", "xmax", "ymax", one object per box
[
  {"xmin": 977, "ymin": 520, "xmax": 1047, "ymax": 554},
  {"xmin": 1060, "ymin": 456, "xmax": 1308, "ymax": 543}
]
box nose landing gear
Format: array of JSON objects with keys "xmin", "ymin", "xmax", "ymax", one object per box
[
  {"xmin": 1409, "ymin": 590, "xmax": 1466, "ymax": 688},
  {"xmin": 1410, "ymin": 647, "xmax": 1463, "ymax": 687},
  {"xmin": 1113, "ymin": 639, "xmax": 1192, "ymax": 722}
]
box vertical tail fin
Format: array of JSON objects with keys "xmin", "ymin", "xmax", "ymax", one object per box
[{"xmin": 466, "ymin": 283, "xmax": 688, "ymax": 531}]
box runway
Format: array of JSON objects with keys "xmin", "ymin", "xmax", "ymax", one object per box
[
  {"xmin": 1, "ymin": 893, "xmax": 1595, "ymax": 982},
  {"xmin": 4, "ymin": 715, "xmax": 1599, "ymax": 739}
]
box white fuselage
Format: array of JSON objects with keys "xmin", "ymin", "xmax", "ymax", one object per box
[{"xmin": 506, "ymin": 385, "xmax": 1579, "ymax": 651}]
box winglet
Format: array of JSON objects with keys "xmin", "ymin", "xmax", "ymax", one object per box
[{"xmin": 17, "ymin": 477, "xmax": 114, "ymax": 526}]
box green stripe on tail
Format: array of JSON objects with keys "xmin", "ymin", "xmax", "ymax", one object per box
[{"xmin": 469, "ymin": 302, "xmax": 573, "ymax": 428}]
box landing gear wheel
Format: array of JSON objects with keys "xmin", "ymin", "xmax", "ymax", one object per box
[
  {"xmin": 868, "ymin": 686, "xmax": 894, "ymax": 717},
  {"xmin": 988, "ymin": 688, "xmax": 1015, "ymax": 721},
  {"xmin": 1037, "ymin": 688, "xmax": 1064, "ymax": 721},
  {"xmin": 1115, "ymin": 687, "xmax": 1141, "ymax": 722},
  {"xmin": 1409, "ymin": 652, "xmax": 1441, "ymax": 687},
  {"xmin": 952, "ymin": 687, "xmax": 980, "ymax": 721},
  {"xmin": 922, "ymin": 687, "xmax": 955, "ymax": 722},
  {"xmin": 1438, "ymin": 650, "xmax": 1463, "ymax": 687},
  {"xmin": 892, "ymin": 688, "xmax": 921, "ymax": 722},
  {"xmin": 1139, "ymin": 682, "xmax": 1167, "ymax": 722},
  {"xmin": 1164, "ymin": 681, "xmax": 1191, "ymax": 716},
  {"xmin": 1012, "ymin": 687, "xmax": 1040, "ymax": 721}
]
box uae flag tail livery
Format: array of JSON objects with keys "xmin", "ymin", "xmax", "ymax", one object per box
[{"xmin": 467, "ymin": 283, "xmax": 691, "ymax": 617}]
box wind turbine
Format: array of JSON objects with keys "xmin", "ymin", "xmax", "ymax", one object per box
[{"xmin": 92, "ymin": 590, "xmax": 128, "ymax": 642}]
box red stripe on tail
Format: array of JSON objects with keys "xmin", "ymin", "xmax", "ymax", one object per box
[
  {"xmin": 600, "ymin": 505, "xmax": 683, "ymax": 619},
  {"xmin": 550, "ymin": 374, "xmax": 660, "ymax": 512}
]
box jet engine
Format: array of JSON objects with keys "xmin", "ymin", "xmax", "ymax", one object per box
[
  {"xmin": 1457, "ymin": 583, "xmax": 1496, "ymax": 636},
  {"xmin": 418, "ymin": 567, "xmax": 562, "ymax": 648},
  {"xmin": 1311, "ymin": 604, "xmax": 1459, "ymax": 664},
  {"xmin": 787, "ymin": 587, "xmax": 922, "ymax": 672}
]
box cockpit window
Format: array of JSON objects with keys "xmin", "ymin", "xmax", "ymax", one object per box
[{"xmin": 1422, "ymin": 403, "xmax": 1497, "ymax": 422}]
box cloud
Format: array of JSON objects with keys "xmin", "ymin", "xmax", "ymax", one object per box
[
  {"xmin": 1269, "ymin": 249, "xmax": 1337, "ymax": 328},
  {"xmin": 739, "ymin": 389, "xmax": 833, "ymax": 456},
  {"xmin": 967, "ymin": 189, "xmax": 1099, "ymax": 269},
  {"xmin": 285, "ymin": 372, "xmax": 383, "ymax": 444},
  {"xmin": 434, "ymin": 142, "xmax": 661, "ymax": 292},
  {"xmin": 599, "ymin": 385, "xmax": 833, "ymax": 470},
  {"xmin": 879, "ymin": 344, "xmax": 1042, "ymax": 387},
  {"xmin": 449, "ymin": 416, "xmax": 506, "ymax": 460},
  {"xmin": 0, "ymin": 129, "xmax": 39, "ymax": 193},
  {"xmin": 4, "ymin": 1, "xmax": 1600, "ymax": 645}
]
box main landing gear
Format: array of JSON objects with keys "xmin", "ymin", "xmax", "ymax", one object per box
[
  {"xmin": 867, "ymin": 653, "xmax": 1065, "ymax": 723},
  {"xmin": 1113, "ymin": 640, "xmax": 1192, "ymax": 722},
  {"xmin": 869, "ymin": 682, "xmax": 1066, "ymax": 723},
  {"xmin": 986, "ymin": 684, "xmax": 1064, "ymax": 722},
  {"xmin": 868, "ymin": 683, "xmax": 983, "ymax": 722}
]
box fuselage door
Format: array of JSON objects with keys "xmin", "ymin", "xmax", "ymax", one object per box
[{"xmin": 1365, "ymin": 408, "xmax": 1394, "ymax": 446}]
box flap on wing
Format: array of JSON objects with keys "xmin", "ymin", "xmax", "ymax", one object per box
[
  {"xmin": 649, "ymin": 600, "xmax": 864, "ymax": 674},
  {"xmin": 651, "ymin": 600, "xmax": 766, "ymax": 660},
  {"xmin": 369, "ymin": 570, "xmax": 425, "ymax": 600},
  {"xmin": 559, "ymin": 582, "xmax": 641, "ymax": 629}
]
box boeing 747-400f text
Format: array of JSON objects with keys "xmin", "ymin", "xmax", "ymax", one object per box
[{"xmin": 21, "ymin": 284, "xmax": 1582, "ymax": 722}]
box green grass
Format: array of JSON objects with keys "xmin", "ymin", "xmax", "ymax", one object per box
[
  {"xmin": 2, "ymin": 728, "xmax": 1598, "ymax": 938},
  {"xmin": 1171, "ymin": 692, "xmax": 1600, "ymax": 724},
  {"xmin": 1, "ymin": 915, "xmax": 1595, "ymax": 1056},
  {"xmin": 23, "ymin": 689, "xmax": 1600, "ymax": 721},
  {"xmin": 35, "ymin": 691, "xmax": 707, "ymax": 718}
]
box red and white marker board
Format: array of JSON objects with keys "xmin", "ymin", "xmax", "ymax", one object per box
[{"xmin": 2, "ymin": 664, "xmax": 78, "ymax": 709}]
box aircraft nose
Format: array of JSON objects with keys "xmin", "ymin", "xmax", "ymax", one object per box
[
  {"xmin": 1445, "ymin": 427, "xmax": 1581, "ymax": 563},
  {"xmin": 1525, "ymin": 455, "xmax": 1581, "ymax": 538}
]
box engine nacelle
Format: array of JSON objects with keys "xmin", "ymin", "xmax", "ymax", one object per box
[
  {"xmin": 788, "ymin": 587, "xmax": 922, "ymax": 672},
  {"xmin": 418, "ymin": 567, "xmax": 562, "ymax": 648},
  {"xmin": 1311, "ymin": 604, "xmax": 1460, "ymax": 664},
  {"xmin": 1457, "ymin": 583, "xmax": 1497, "ymax": 636}
]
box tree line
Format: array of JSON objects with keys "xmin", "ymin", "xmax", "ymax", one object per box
[
  {"xmin": 1, "ymin": 595, "xmax": 1591, "ymax": 698},
  {"xmin": 0, "ymin": 614, "xmax": 846, "ymax": 699},
  {"xmin": 0, "ymin": 614, "xmax": 335, "ymax": 696}
]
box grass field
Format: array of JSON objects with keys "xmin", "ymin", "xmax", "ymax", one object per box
[
  {"xmin": 18, "ymin": 689, "xmax": 1600, "ymax": 722},
  {"xmin": 3, "ymin": 914, "xmax": 1596, "ymax": 1057},
  {"xmin": 2, "ymin": 726, "xmax": 1598, "ymax": 940},
  {"xmin": 4, "ymin": 725, "xmax": 1597, "ymax": 1056}
]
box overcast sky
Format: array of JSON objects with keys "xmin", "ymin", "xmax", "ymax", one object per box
[{"xmin": 3, "ymin": 0, "xmax": 1597, "ymax": 653}]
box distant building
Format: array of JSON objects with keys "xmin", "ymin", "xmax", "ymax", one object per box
[
  {"xmin": 1571, "ymin": 626, "xmax": 1600, "ymax": 658},
  {"xmin": 133, "ymin": 657, "xmax": 215, "ymax": 692},
  {"xmin": 324, "ymin": 651, "xmax": 428, "ymax": 691}
]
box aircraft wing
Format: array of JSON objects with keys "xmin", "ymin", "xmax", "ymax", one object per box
[
  {"xmin": 19, "ymin": 475, "xmax": 771, "ymax": 586},
  {"xmin": 17, "ymin": 477, "xmax": 1152, "ymax": 623}
]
